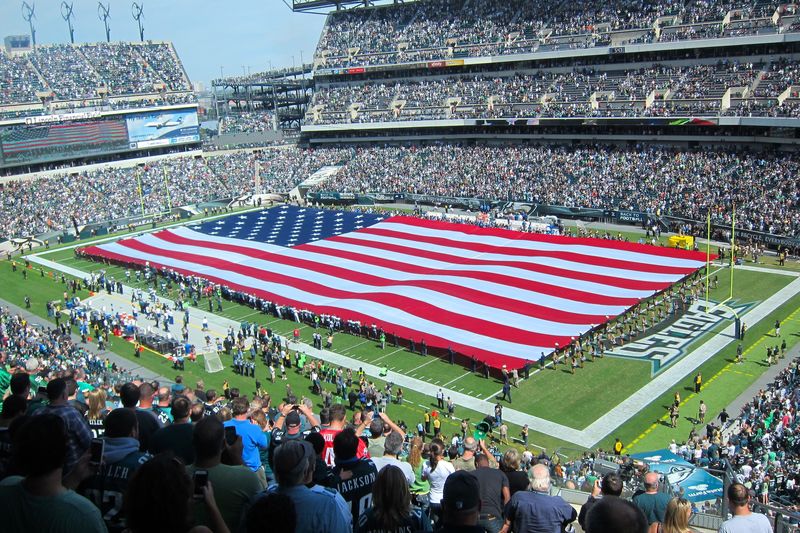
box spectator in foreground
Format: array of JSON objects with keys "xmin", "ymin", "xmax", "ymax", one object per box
[
  {"xmin": 718, "ymin": 482, "xmax": 772, "ymax": 533},
  {"xmin": 472, "ymin": 453, "xmax": 509, "ymax": 533},
  {"xmin": 333, "ymin": 427, "xmax": 379, "ymax": 526},
  {"xmin": 357, "ymin": 464, "xmax": 432, "ymax": 533},
  {"xmin": 578, "ymin": 472, "xmax": 624, "ymax": 530},
  {"xmin": 32, "ymin": 377, "xmax": 92, "ymax": 475},
  {"xmin": 662, "ymin": 497, "xmax": 695, "ymax": 533},
  {"xmin": 0, "ymin": 414, "xmax": 106, "ymax": 532},
  {"xmin": 585, "ymin": 496, "xmax": 648, "ymax": 533},
  {"xmin": 244, "ymin": 492, "xmax": 296, "ymax": 533},
  {"xmin": 124, "ymin": 452, "xmax": 228, "ymax": 533},
  {"xmin": 501, "ymin": 463, "xmax": 577, "ymax": 533},
  {"xmin": 224, "ymin": 397, "xmax": 268, "ymax": 483},
  {"xmin": 254, "ymin": 439, "xmax": 350, "ymax": 533},
  {"xmin": 79, "ymin": 408, "xmax": 149, "ymax": 533},
  {"xmin": 439, "ymin": 470, "xmax": 484, "ymax": 533},
  {"xmin": 633, "ymin": 471, "xmax": 672, "ymax": 526},
  {"xmin": 149, "ymin": 395, "xmax": 194, "ymax": 464},
  {"xmin": 370, "ymin": 430, "xmax": 415, "ymax": 485},
  {"xmin": 422, "ymin": 439, "xmax": 455, "ymax": 525},
  {"xmin": 188, "ymin": 416, "xmax": 264, "ymax": 532}
]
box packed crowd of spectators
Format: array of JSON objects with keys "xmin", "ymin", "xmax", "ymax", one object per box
[
  {"xmin": 3, "ymin": 142, "xmax": 800, "ymax": 239},
  {"xmin": 310, "ymin": 59, "xmax": 800, "ymax": 123},
  {"xmin": 220, "ymin": 111, "xmax": 276, "ymax": 134},
  {"xmin": 1, "ymin": 42, "xmax": 192, "ymax": 105},
  {"xmin": 0, "ymin": 147, "xmax": 350, "ymax": 239},
  {"xmin": 316, "ymin": 0, "xmax": 787, "ymax": 68}
]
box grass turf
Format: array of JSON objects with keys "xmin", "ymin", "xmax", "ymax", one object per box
[{"xmin": 6, "ymin": 211, "xmax": 799, "ymax": 456}]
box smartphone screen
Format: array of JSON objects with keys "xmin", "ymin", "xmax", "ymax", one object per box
[
  {"xmin": 224, "ymin": 426, "xmax": 238, "ymax": 445},
  {"xmin": 194, "ymin": 470, "xmax": 208, "ymax": 496},
  {"xmin": 89, "ymin": 438, "xmax": 104, "ymax": 466}
]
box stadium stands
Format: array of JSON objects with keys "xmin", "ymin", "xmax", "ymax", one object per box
[
  {"xmin": 308, "ymin": 59, "xmax": 800, "ymax": 123},
  {"xmin": 1, "ymin": 41, "xmax": 192, "ymax": 106},
  {"xmin": 314, "ymin": 0, "xmax": 798, "ymax": 69},
  {"xmin": 0, "ymin": 148, "xmax": 350, "ymax": 238},
  {"xmin": 220, "ymin": 111, "xmax": 276, "ymax": 133}
]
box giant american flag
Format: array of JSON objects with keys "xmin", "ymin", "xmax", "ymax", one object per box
[{"xmin": 81, "ymin": 205, "xmax": 710, "ymax": 369}]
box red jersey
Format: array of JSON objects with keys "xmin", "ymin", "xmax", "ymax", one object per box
[{"xmin": 319, "ymin": 427, "xmax": 369, "ymax": 467}]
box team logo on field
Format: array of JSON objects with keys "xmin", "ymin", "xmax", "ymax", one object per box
[{"xmin": 605, "ymin": 300, "xmax": 753, "ymax": 376}]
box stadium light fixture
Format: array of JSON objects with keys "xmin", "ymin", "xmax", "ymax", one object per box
[
  {"xmin": 61, "ymin": 2, "xmax": 75, "ymax": 44},
  {"xmin": 132, "ymin": 2, "xmax": 145, "ymax": 42},
  {"xmin": 21, "ymin": 2, "xmax": 36, "ymax": 47},
  {"xmin": 98, "ymin": 1, "xmax": 111, "ymax": 43}
]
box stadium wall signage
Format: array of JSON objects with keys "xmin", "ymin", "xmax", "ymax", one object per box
[{"xmin": 605, "ymin": 300, "xmax": 753, "ymax": 376}]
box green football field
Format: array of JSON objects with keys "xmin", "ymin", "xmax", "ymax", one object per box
[{"xmin": 6, "ymin": 211, "xmax": 800, "ymax": 457}]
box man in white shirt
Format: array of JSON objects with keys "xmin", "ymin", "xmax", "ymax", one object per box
[{"xmin": 718, "ymin": 482, "xmax": 772, "ymax": 533}]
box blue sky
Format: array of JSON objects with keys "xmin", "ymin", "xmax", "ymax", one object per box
[{"xmin": 0, "ymin": 0, "xmax": 327, "ymax": 86}]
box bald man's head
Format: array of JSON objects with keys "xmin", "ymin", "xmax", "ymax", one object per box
[
  {"xmin": 530, "ymin": 463, "xmax": 551, "ymax": 492},
  {"xmin": 643, "ymin": 472, "xmax": 659, "ymax": 492}
]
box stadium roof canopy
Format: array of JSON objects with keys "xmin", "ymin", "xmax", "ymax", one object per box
[{"xmin": 292, "ymin": 0, "xmax": 419, "ymax": 12}]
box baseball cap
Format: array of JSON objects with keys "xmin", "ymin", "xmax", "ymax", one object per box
[
  {"xmin": 273, "ymin": 439, "xmax": 314, "ymax": 480},
  {"xmin": 285, "ymin": 410, "xmax": 302, "ymax": 434},
  {"xmin": 443, "ymin": 470, "xmax": 481, "ymax": 512}
]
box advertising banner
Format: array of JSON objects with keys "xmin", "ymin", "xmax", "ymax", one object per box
[{"xmin": 125, "ymin": 109, "xmax": 200, "ymax": 149}]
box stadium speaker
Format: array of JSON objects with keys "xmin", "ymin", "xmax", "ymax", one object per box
[{"xmin": 594, "ymin": 458, "xmax": 621, "ymax": 476}]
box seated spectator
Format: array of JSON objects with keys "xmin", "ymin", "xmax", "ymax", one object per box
[
  {"xmin": 244, "ymin": 492, "xmax": 296, "ymax": 533},
  {"xmin": 149, "ymin": 395, "xmax": 194, "ymax": 464},
  {"xmin": 124, "ymin": 452, "xmax": 227, "ymax": 533},
  {"xmin": 79, "ymin": 408, "xmax": 150, "ymax": 533},
  {"xmin": 31, "ymin": 378, "xmax": 92, "ymax": 475},
  {"xmin": 188, "ymin": 415, "xmax": 264, "ymax": 532},
  {"xmin": 585, "ymin": 496, "xmax": 649, "ymax": 533},
  {"xmin": 252, "ymin": 439, "xmax": 351, "ymax": 533},
  {"xmin": 357, "ymin": 464, "xmax": 432, "ymax": 533},
  {"xmin": 0, "ymin": 414, "xmax": 106, "ymax": 532}
]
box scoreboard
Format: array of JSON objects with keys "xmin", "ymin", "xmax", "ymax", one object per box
[{"xmin": 0, "ymin": 106, "xmax": 201, "ymax": 170}]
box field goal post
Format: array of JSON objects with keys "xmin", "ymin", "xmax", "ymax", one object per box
[
  {"xmin": 704, "ymin": 205, "xmax": 741, "ymax": 335},
  {"xmin": 202, "ymin": 351, "xmax": 224, "ymax": 373}
]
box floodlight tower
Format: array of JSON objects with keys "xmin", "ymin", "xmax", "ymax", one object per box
[
  {"xmin": 21, "ymin": 2, "xmax": 36, "ymax": 47},
  {"xmin": 132, "ymin": 2, "xmax": 145, "ymax": 42},
  {"xmin": 98, "ymin": 2, "xmax": 111, "ymax": 42},
  {"xmin": 61, "ymin": 2, "xmax": 76, "ymax": 44}
]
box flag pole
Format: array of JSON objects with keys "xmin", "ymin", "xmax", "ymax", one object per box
[
  {"xmin": 163, "ymin": 167, "xmax": 173, "ymax": 212},
  {"xmin": 136, "ymin": 169, "xmax": 146, "ymax": 217},
  {"xmin": 705, "ymin": 211, "xmax": 711, "ymax": 312},
  {"xmin": 730, "ymin": 204, "xmax": 735, "ymax": 300}
]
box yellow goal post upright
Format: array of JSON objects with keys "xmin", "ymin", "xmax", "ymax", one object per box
[{"xmin": 704, "ymin": 204, "xmax": 741, "ymax": 333}]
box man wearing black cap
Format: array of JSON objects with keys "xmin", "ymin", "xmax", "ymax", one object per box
[
  {"xmin": 268, "ymin": 406, "xmax": 310, "ymax": 471},
  {"xmin": 439, "ymin": 470, "xmax": 485, "ymax": 533},
  {"xmin": 250, "ymin": 439, "xmax": 351, "ymax": 533}
]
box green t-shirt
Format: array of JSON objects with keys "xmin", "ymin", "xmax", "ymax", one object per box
[
  {"xmin": 0, "ymin": 367, "xmax": 11, "ymax": 397},
  {"xmin": 187, "ymin": 463, "xmax": 265, "ymax": 531},
  {"xmin": 0, "ymin": 476, "xmax": 107, "ymax": 533}
]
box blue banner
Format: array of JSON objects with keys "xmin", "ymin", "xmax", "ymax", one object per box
[{"xmin": 630, "ymin": 449, "xmax": 723, "ymax": 503}]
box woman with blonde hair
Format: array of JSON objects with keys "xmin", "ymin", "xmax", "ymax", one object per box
[
  {"xmin": 660, "ymin": 497, "xmax": 696, "ymax": 533},
  {"xmin": 407, "ymin": 437, "xmax": 430, "ymax": 504},
  {"xmin": 84, "ymin": 388, "xmax": 108, "ymax": 437}
]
